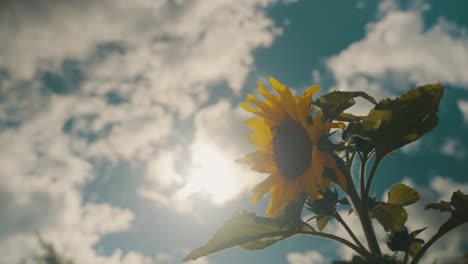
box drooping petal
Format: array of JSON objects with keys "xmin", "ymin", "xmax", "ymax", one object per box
[
  {"xmin": 251, "ymin": 175, "xmax": 276, "ymax": 204},
  {"xmin": 236, "ymin": 147, "xmax": 276, "ymax": 173}
]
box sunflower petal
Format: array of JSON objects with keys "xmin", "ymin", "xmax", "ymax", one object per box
[
  {"xmin": 251, "ymin": 175, "xmax": 276, "ymax": 204},
  {"xmin": 248, "ymin": 133, "xmax": 272, "ymax": 148},
  {"xmin": 245, "ymin": 118, "xmax": 270, "ymax": 134}
]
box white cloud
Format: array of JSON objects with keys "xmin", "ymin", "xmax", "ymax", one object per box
[
  {"xmin": 458, "ymin": 100, "xmax": 468, "ymax": 123},
  {"xmin": 440, "ymin": 138, "xmax": 466, "ymax": 159},
  {"xmin": 140, "ymin": 101, "xmax": 261, "ymax": 213},
  {"xmin": 0, "ymin": 0, "xmax": 280, "ymax": 262},
  {"xmin": 287, "ymin": 250, "xmax": 326, "ymax": 264},
  {"xmin": 326, "ymin": 3, "xmax": 468, "ymax": 105},
  {"xmin": 154, "ymin": 252, "xmax": 210, "ymax": 264}
]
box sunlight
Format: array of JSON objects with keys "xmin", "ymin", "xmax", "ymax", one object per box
[{"xmin": 177, "ymin": 142, "xmax": 253, "ymax": 205}]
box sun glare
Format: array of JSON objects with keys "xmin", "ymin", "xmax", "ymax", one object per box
[{"xmin": 178, "ymin": 143, "xmax": 251, "ymax": 205}]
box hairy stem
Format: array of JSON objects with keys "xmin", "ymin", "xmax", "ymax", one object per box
[
  {"xmin": 334, "ymin": 209, "xmax": 368, "ymax": 254},
  {"xmin": 301, "ymin": 230, "xmax": 369, "ymax": 257}
]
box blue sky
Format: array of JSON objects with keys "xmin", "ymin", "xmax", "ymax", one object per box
[{"xmin": 1, "ymin": 0, "xmax": 468, "ymax": 263}]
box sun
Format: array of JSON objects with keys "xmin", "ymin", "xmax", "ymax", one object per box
[{"xmin": 178, "ymin": 143, "xmax": 255, "ymax": 205}]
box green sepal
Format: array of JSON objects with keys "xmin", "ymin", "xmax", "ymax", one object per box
[{"xmin": 317, "ymin": 215, "xmax": 333, "ymax": 231}]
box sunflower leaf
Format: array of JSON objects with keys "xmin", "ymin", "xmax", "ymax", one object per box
[
  {"xmin": 387, "ymin": 183, "xmax": 420, "ymax": 206},
  {"xmin": 313, "ymin": 91, "xmax": 377, "ymax": 121},
  {"xmin": 350, "ymin": 84, "xmax": 443, "ymax": 159},
  {"xmin": 370, "ymin": 204, "xmax": 408, "ymax": 232},
  {"xmin": 424, "ymin": 201, "xmax": 452, "ymax": 212},
  {"xmin": 335, "ymin": 112, "xmax": 366, "ymax": 122},
  {"xmin": 183, "ymin": 196, "xmax": 306, "ymax": 261}
]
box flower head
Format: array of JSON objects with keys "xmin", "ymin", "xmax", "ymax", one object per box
[{"xmin": 237, "ymin": 77, "xmax": 346, "ymax": 216}]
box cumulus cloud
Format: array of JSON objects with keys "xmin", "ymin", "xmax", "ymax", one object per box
[
  {"xmin": 0, "ymin": 0, "xmax": 280, "ymax": 262},
  {"xmin": 287, "ymin": 250, "xmax": 326, "ymax": 264},
  {"xmin": 140, "ymin": 101, "xmax": 262, "ymax": 213},
  {"xmin": 326, "ymin": 0, "xmax": 468, "ymax": 107},
  {"xmin": 440, "ymin": 138, "xmax": 466, "ymax": 159},
  {"xmin": 458, "ymin": 100, "xmax": 468, "ymax": 123}
]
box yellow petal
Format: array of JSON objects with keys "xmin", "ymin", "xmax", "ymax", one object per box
[
  {"xmin": 245, "ymin": 118, "xmax": 270, "ymax": 134},
  {"xmin": 248, "ymin": 133, "xmax": 272, "ymax": 148},
  {"xmin": 251, "ymin": 175, "xmax": 276, "ymax": 204},
  {"xmin": 302, "ymin": 85, "xmax": 320, "ymax": 104}
]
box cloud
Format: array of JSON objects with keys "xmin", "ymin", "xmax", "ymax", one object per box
[
  {"xmin": 154, "ymin": 252, "xmax": 210, "ymax": 264},
  {"xmin": 0, "ymin": 0, "xmax": 280, "ymax": 262},
  {"xmin": 287, "ymin": 250, "xmax": 326, "ymax": 264},
  {"xmin": 140, "ymin": 101, "xmax": 262, "ymax": 213},
  {"xmin": 458, "ymin": 100, "xmax": 468, "ymax": 123},
  {"xmin": 440, "ymin": 138, "xmax": 466, "ymax": 159},
  {"xmin": 326, "ymin": 1, "xmax": 468, "ymax": 106}
]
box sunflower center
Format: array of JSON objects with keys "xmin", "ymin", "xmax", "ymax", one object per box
[{"xmin": 273, "ymin": 120, "xmax": 313, "ymax": 180}]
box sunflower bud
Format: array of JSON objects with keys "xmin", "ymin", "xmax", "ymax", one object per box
[
  {"xmin": 305, "ymin": 189, "xmax": 340, "ymax": 216},
  {"xmin": 385, "ymin": 227, "xmax": 412, "ymax": 253}
]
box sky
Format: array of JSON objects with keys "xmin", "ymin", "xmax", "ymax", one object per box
[{"xmin": 1, "ymin": 0, "xmax": 468, "ymax": 263}]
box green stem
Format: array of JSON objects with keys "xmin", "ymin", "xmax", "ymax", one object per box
[
  {"xmin": 343, "ymin": 156, "xmax": 382, "ymax": 255},
  {"xmin": 301, "ymin": 230, "xmax": 369, "ymax": 257},
  {"xmin": 334, "ymin": 209, "xmax": 368, "ymax": 254},
  {"xmin": 364, "ymin": 157, "xmax": 382, "ymax": 200},
  {"xmin": 403, "ymin": 250, "xmax": 409, "ymax": 264},
  {"xmin": 359, "ymin": 153, "xmax": 368, "ymax": 200},
  {"xmin": 410, "ymin": 221, "xmax": 465, "ymax": 264}
]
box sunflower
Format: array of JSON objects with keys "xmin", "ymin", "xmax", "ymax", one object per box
[{"xmin": 237, "ymin": 77, "xmax": 347, "ymax": 216}]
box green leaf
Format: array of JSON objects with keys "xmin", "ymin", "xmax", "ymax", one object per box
[
  {"xmin": 240, "ymin": 235, "xmax": 287, "ymax": 250},
  {"xmin": 313, "ymin": 91, "xmax": 377, "ymax": 121},
  {"xmin": 370, "ymin": 204, "xmax": 408, "ymax": 231},
  {"xmin": 351, "ymin": 83, "xmax": 443, "ymax": 159},
  {"xmin": 424, "ymin": 191, "xmax": 468, "ymax": 236},
  {"xmin": 183, "ymin": 195, "xmax": 306, "ymax": 261},
  {"xmin": 424, "ymin": 201, "xmax": 452, "ymax": 212},
  {"xmin": 335, "ymin": 113, "xmax": 366, "ymax": 122},
  {"xmin": 387, "ymin": 183, "xmax": 420, "ymax": 206},
  {"xmin": 317, "ymin": 215, "xmax": 332, "ymax": 231}
]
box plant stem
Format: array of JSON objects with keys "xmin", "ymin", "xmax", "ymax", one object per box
[
  {"xmin": 359, "ymin": 153, "xmax": 367, "ymax": 200},
  {"xmin": 343, "ymin": 156, "xmax": 382, "ymax": 256},
  {"xmin": 364, "ymin": 156, "xmax": 382, "ymax": 200},
  {"xmin": 334, "ymin": 209, "xmax": 368, "ymax": 254},
  {"xmin": 410, "ymin": 221, "xmax": 465, "ymax": 264},
  {"xmin": 403, "ymin": 250, "xmax": 409, "ymax": 264},
  {"xmin": 301, "ymin": 230, "xmax": 369, "ymax": 257}
]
